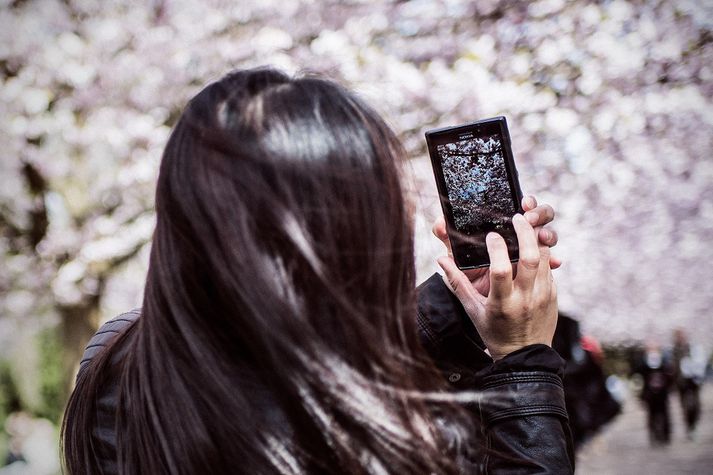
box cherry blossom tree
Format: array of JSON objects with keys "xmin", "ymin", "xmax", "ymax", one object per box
[{"xmin": 1, "ymin": 3, "xmax": 712, "ymax": 463}]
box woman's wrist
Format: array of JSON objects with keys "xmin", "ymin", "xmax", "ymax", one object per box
[
  {"xmin": 480, "ymin": 344, "xmax": 565, "ymax": 378},
  {"xmin": 487, "ymin": 340, "xmax": 554, "ymax": 361}
]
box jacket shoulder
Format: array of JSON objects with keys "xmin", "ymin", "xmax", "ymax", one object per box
[{"xmin": 77, "ymin": 308, "xmax": 141, "ymax": 379}]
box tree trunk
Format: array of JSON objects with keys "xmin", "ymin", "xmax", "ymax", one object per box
[{"xmin": 59, "ymin": 298, "xmax": 102, "ymax": 396}]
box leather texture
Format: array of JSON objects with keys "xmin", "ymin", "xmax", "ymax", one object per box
[
  {"xmin": 77, "ymin": 308, "xmax": 141, "ymax": 378},
  {"xmin": 76, "ymin": 309, "xmax": 140, "ymax": 475}
]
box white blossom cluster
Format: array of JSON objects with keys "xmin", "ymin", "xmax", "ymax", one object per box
[
  {"xmin": 438, "ymin": 137, "xmax": 511, "ymax": 230},
  {"xmin": 1, "ymin": 0, "xmax": 712, "ymax": 357}
]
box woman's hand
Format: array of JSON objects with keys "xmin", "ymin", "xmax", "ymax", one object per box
[
  {"xmin": 432, "ymin": 196, "xmax": 560, "ymax": 297},
  {"xmin": 434, "ymin": 196, "xmax": 559, "ymax": 360}
]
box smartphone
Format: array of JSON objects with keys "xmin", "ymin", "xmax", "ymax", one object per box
[{"xmin": 425, "ymin": 116, "xmax": 524, "ymax": 269}]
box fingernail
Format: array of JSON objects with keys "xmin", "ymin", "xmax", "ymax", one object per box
[
  {"xmin": 513, "ymin": 213, "xmax": 525, "ymax": 223},
  {"xmin": 541, "ymin": 229, "xmax": 551, "ymax": 240},
  {"xmin": 526, "ymin": 196, "xmax": 536, "ymax": 208},
  {"xmin": 525, "ymin": 211, "xmax": 538, "ymax": 225},
  {"xmin": 486, "ymin": 232, "xmax": 499, "ymax": 242}
]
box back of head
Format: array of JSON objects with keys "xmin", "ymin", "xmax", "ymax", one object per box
[
  {"xmin": 63, "ymin": 68, "xmax": 466, "ymax": 474},
  {"xmin": 153, "ymin": 68, "xmax": 415, "ymax": 363}
]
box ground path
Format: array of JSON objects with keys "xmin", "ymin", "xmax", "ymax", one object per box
[{"xmin": 577, "ymin": 383, "xmax": 713, "ymax": 474}]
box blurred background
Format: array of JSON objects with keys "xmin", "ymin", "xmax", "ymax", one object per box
[{"xmin": 1, "ymin": 0, "xmax": 711, "ymax": 473}]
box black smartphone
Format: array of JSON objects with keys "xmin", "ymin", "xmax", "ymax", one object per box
[{"xmin": 425, "ymin": 116, "xmax": 524, "ymax": 270}]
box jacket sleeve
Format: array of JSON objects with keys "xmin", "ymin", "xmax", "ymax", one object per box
[{"xmin": 417, "ymin": 273, "xmax": 575, "ymax": 474}]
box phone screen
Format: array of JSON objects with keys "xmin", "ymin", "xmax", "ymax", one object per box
[{"xmin": 426, "ymin": 117, "xmax": 522, "ymax": 269}]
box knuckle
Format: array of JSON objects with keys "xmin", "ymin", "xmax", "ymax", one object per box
[
  {"xmin": 449, "ymin": 278, "xmax": 460, "ymax": 294},
  {"xmin": 490, "ymin": 265, "xmax": 511, "ymax": 281},
  {"xmin": 520, "ymin": 254, "xmax": 540, "ymax": 269}
]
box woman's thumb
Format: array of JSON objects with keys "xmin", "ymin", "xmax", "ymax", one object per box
[{"xmin": 437, "ymin": 256, "xmax": 469, "ymax": 299}]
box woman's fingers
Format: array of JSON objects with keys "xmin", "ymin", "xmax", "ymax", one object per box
[
  {"xmin": 437, "ymin": 256, "xmax": 486, "ymax": 316},
  {"xmin": 435, "ymin": 207, "xmax": 558, "ymax": 252},
  {"xmin": 437, "ymin": 256, "xmax": 467, "ymax": 296},
  {"xmin": 432, "ymin": 215, "xmax": 447, "ymax": 242},
  {"xmin": 521, "ymin": 195, "xmax": 537, "ymax": 212},
  {"xmin": 521, "ymin": 197, "xmax": 558, "ymax": 252},
  {"xmin": 435, "ymin": 199, "xmax": 561, "ymax": 279},
  {"xmin": 535, "ymin": 242, "xmax": 554, "ymax": 301},
  {"xmin": 538, "ymin": 228, "xmax": 561, "ymax": 268},
  {"xmin": 521, "ymin": 195, "xmax": 555, "ymax": 227},
  {"xmin": 524, "ymin": 204, "xmax": 555, "ymax": 228},
  {"xmin": 512, "ymin": 214, "xmax": 540, "ymax": 292},
  {"xmin": 432, "ymin": 216, "xmax": 452, "ymax": 254},
  {"xmin": 538, "ymin": 227, "xmax": 558, "ymax": 248},
  {"xmin": 549, "ymin": 255, "xmax": 562, "ymax": 269},
  {"xmin": 538, "ymin": 239, "xmax": 552, "ymax": 274},
  {"xmin": 486, "ymin": 232, "xmax": 513, "ymax": 299}
]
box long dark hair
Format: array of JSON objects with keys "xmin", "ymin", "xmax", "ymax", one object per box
[{"xmin": 62, "ymin": 68, "xmax": 471, "ymax": 474}]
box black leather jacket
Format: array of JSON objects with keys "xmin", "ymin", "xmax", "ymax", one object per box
[{"xmin": 77, "ymin": 274, "xmax": 574, "ymax": 474}]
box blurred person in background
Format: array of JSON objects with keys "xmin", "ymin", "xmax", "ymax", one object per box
[
  {"xmin": 1, "ymin": 412, "xmax": 60, "ymax": 475},
  {"xmin": 634, "ymin": 341, "xmax": 675, "ymax": 446},
  {"xmin": 672, "ymin": 328, "xmax": 707, "ymax": 441},
  {"xmin": 3, "ymin": 412, "xmax": 28, "ymax": 468},
  {"xmin": 551, "ymin": 314, "xmax": 620, "ymax": 450},
  {"xmin": 61, "ymin": 68, "xmax": 571, "ymax": 474}
]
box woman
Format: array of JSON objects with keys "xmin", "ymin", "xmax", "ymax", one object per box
[{"xmin": 62, "ymin": 68, "xmax": 572, "ymax": 474}]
